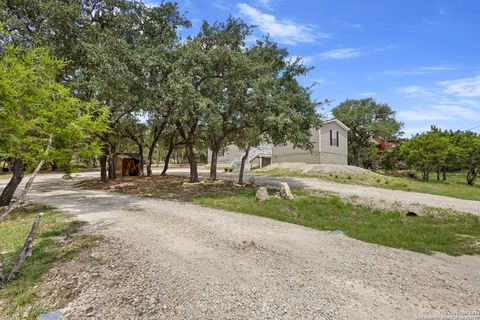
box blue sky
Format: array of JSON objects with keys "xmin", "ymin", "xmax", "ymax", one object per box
[{"xmin": 146, "ymin": 0, "xmax": 480, "ymax": 137}]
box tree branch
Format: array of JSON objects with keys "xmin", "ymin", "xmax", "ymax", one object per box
[{"xmin": 4, "ymin": 213, "xmax": 43, "ymax": 283}]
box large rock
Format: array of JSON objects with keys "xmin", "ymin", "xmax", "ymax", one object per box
[
  {"xmin": 256, "ymin": 186, "xmax": 269, "ymax": 201},
  {"xmin": 279, "ymin": 182, "xmax": 295, "ymax": 200}
]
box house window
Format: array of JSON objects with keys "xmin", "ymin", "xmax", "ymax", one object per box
[
  {"xmin": 330, "ymin": 130, "xmax": 339, "ymax": 147},
  {"xmin": 218, "ymin": 149, "xmax": 225, "ymax": 157}
]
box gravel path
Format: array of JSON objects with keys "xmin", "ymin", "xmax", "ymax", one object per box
[{"xmin": 11, "ymin": 173, "xmax": 478, "ymax": 319}]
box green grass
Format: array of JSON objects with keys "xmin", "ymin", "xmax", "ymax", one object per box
[
  {"xmin": 0, "ymin": 205, "xmax": 98, "ymax": 319},
  {"xmin": 192, "ymin": 187, "xmax": 480, "ymax": 256},
  {"xmin": 253, "ymin": 168, "xmax": 480, "ymax": 202}
]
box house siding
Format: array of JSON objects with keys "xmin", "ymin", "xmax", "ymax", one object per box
[
  {"xmin": 270, "ymin": 128, "xmax": 319, "ymax": 157},
  {"xmin": 271, "ymin": 120, "xmax": 348, "ymax": 165},
  {"xmin": 271, "ymin": 152, "xmax": 321, "ymax": 163},
  {"xmin": 319, "ymin": 121, "xmax": 348, "ymax": 164},
  {"xmin": 207, "ymin": 144, "xmax": 243, "ymax": 165}
]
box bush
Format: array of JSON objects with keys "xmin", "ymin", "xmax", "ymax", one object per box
[{"xmin": 224, "ymin": 167, "xmax": 233, "ymax": 172}]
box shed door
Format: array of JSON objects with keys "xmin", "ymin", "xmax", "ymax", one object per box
[{"xmin": 122, "ymin": 158, "xmax": 139, "ymax": 176}]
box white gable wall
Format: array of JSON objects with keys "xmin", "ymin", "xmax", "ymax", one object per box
[
  {"xmin": 319, "ymin": 121, "xmax": 348, "ymax": 164},
  {"xmin": 271, "ymin": 120, "xmax": 348, "ymax": 165}
]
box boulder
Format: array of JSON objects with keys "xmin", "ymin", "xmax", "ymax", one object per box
[
  {"xmin": 279, "ymin": 182, "xmax": 295, "ymax": 200},
  {"xmin": 256, "ymin": 186, "xmax": 269, "ymax": 201}
]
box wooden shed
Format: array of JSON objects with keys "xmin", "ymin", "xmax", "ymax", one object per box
[{"xmin": 113, "ymin": 153, "xmax": 140, "ymax": 178}]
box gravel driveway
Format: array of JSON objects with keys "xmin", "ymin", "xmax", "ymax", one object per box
[{"xmin": 8, "ymin": 173, "xmax": 476, "ymax": 319}]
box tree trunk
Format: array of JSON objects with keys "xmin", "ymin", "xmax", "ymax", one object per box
[
  {"xmin": 161, "ymin": 137, "xmax": 175, "ymax": 176},
  {"xmin": 106, "ymin": 140, "xmax": 116, "ymax": 180},
  {"xmin": 1, "ymin": 213, "xmax": 43, "ymax": 283},
  {"xmin": 100, "ymin": 153, "xmax": 108, "ymax": 182},
  {"xmin": 436, "ymin": 169, "xmax": 440, "ymax": 181},
  {"xmin": 147, "ymin": 133, "xmax": 162, "ymax": 177},
  {"xmin": 108, "ymin": 152, "xmax": 114, "ymax": 180},
  {"xmin": 1, "ymin": 135, "xmax": 53, "ymax": 219},
  {"xmin": 467, "ymin": 167, "xmax": 477, "ymax": 186},
  {"xmin": 185, "ymin": 143, "xmax": 199, "ymax": 183},
  {"xmin": 442, "ymin": 169, "xmax": 447, "ymax": 181},
  {"xmin": 146, "ymin": 148, "xmax": 154, "ymax": 177},
  {"xmin": 0, "ymin": 158, "xmax": 24, "ymax": 207},
  {"xmin": 238, "ymin": 146, "xmax": 250, "ymax": 185},
  {"xmin": 353, "ymin": 146, "xmax": 361, "ymax": 167},
  {"xmin": 100, "ymin": 137, "xmax": 109, "ymax": 181},
  {"xmin": 422, "ymin": 168, "xmax": 430, "ymax": 182},
  {"xmin": 138, "ymin": 144, "xmax": 144, "ymax": 176},
  {"xmin": 209, "ymin": 146, "xmax": 219, "ymax": 181},
  {"xmin": 18, "ymin": 159, "xmax": 45, "ymax": 206}
]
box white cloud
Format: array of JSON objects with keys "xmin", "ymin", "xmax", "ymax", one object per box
[
  {"xmin": 333, "ymin": 19, "xmax": 364, "ymax": 30},
  {"xmin": 374, "ymin": 44, "xmax": 400, "ymax": 52},
  {"xmin": 399, "ymin": 104, "xmax": 480, "ymax": 122},
  {"xmin": 398, "ymin": 110, "xmax": 455, "ymax": 121},
  {"xmin": 384, "ymin": 66, "xmax": 457, "ymax": 76},
  {"xmin": 255, "ymin": 0, "xmax": 271, "ymax": 8},
  {"xmin": 359, "ymin": 92, "xmax": 376, "ymax": 97},
  {"xmin": 316, "ymin": 48, "xmax": 362, "ymax": 60},
  {"xmin": 211, "ymin": 1, "xmax": 229, "ymax": 10},
  {"xmin": 423, "ymin": 19, "xmax": 438, "ymax": 25},
  {"xmin": 396, "ymin": 85, "xmax": 430, "ymax": 96},
  {"xmin": 438, "ymin": 75, "xmax": 480, "ymax": 97},
  {"xmin": 438, "ymin": 8, "xmax": 451, "ymax": 16},
  {"xmin": 397, "ymin": 74, "xmax": 480, "ymax": 126},
  {"xmin": 237, "ymin": 3, "xmax": 326, "ymax": 45}
]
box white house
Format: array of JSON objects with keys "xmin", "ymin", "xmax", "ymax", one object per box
[
  {"xmin": 271, "ymin": 119, "xmax": 350, "ymax": 165},
  {"xmin": 207, "ymin": 119, "xmax": 350, "ymax": 169}
]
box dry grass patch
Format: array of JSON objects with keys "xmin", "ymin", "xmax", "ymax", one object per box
[{"xmin": 77, "ymin": 175, "xmax": 237, "ymax": 201}]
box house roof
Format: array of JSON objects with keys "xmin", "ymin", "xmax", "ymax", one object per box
[{"xmin": 323, "ymin": 118, "xmax": 350, "ymax": 131}]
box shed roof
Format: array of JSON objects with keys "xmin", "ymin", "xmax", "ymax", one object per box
[{"xmin": 113, "ymin": 153, "xmax": 141, "ymax": 160}]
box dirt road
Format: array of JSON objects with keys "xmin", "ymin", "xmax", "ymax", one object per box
[{"xmin": 10, "ymin": 173, "xmax": 477, "ymax": 319}]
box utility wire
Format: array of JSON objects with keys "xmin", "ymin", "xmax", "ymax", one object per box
[{"xmin": 465, "ymin": 124, "xmax": 480, "ymax": 131}]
